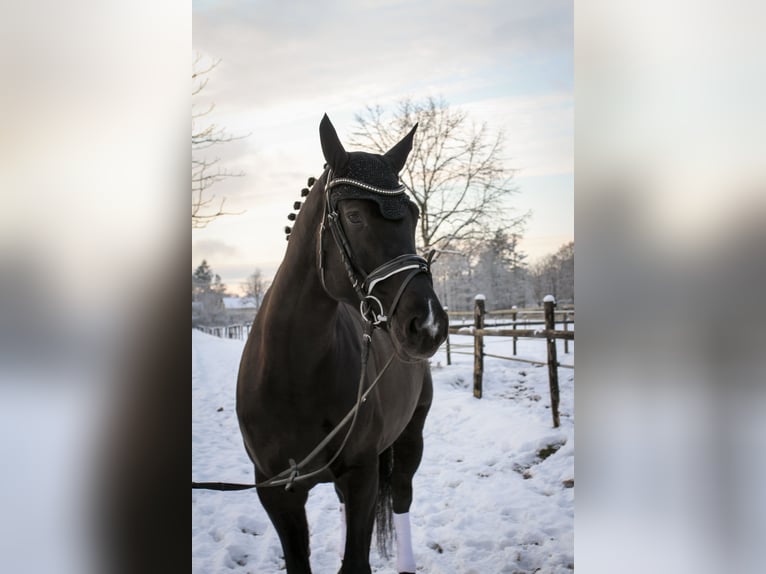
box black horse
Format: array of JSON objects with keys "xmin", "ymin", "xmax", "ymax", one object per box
[{"xmin": 236, "ymin": 115, "xmax": 448, "ymax": 574}]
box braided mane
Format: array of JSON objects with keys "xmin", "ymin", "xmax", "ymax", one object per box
[{"xmin": 284, "ymin": 175, "xmax": 317, "ymax": 241}]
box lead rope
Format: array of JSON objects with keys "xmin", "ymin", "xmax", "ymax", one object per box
[{"xmin": 192, "ymin": 321, "xmax": 396, "ymax": 492}]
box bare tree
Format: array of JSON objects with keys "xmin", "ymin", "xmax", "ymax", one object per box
[
  {"xmin": 528, "ymin": 241, "xmax": 574, "ymax": 305},
  {"xmin": 243, "ymin": 268, "xmax": 268, "ymax": 311},
  {"xmin": 192, "ymin": 53, "xmax": 247, "ymax": 229},
  {"xmin": 351, "ymin": 96, "xmax": 527, "ymax": 257}
]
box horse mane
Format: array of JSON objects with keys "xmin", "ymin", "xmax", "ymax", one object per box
[{"xmin": 284, "ymin": 175, "xmax": 319, "ymax": 241}]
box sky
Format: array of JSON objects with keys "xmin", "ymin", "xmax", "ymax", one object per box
[{"xmin": 192, "ymin": 0, "xmax": 573, "ymax": 294}]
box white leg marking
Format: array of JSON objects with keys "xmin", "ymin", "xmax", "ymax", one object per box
[
  {"xmin": 393, "ymin": 512, "xmax": 416, "ymax": 572},
  {"xmin": 338, "ymin": 503, "xmax": 346, "ymax": 559},
  {"xmin": 422, "ymin": 299, "xmax": 440, "ymax": 338}
]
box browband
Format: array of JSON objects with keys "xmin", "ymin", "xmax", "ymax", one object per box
[{"xmin": 326, "ymin": 177, "xmax": 407, "ymax": 196}]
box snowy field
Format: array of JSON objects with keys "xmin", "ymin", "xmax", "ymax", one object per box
[{"xmin": 192, "ymin": 328, "xmax": 574, "ymax": 573}]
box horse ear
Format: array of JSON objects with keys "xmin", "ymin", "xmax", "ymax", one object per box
[
  {"xmin": 319, "ymin": 114, "xmax": 349, "ymax": 172},
  {"xmin": 384, "ymin": 123, "xmax": 418, "ymax": 173}
]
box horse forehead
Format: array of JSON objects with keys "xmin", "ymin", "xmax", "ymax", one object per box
[
  {"xmin": 333, "ymin": 152, "xmax": 412, "ymax": 220},
  {"xmin": 344, "ymin": 152, "xmax": 398, "ymax": 187}
]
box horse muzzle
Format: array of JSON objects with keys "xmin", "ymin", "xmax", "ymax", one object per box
[{"xmin": 392, "ymin": 291, "xmax": 449, "ymax": 360}]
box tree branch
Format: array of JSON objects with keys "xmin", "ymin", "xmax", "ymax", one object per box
[{"xmin": 191, "ymin": 53, "xmax": 249, "ymax": 228}]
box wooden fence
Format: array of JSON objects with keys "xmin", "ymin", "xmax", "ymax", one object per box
[
  {"xmin": 196, "ymin": 323, "xmax": 252, "ymax": 340},
  {"xmin": 195, "ymin": 296, "xmax": 574, "ymax": 427},
  {"xmin": 445, "ymin": 296, "xmax": 573, "ymax": 428}
]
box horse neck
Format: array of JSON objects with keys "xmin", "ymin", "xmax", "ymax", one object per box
[{"xmin": 264, "ymin": 173, "xmax": 340, "ymax": 340}]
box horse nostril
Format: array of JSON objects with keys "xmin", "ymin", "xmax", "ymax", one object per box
[{"xmin": 408, "ymin": 316, "xmax": 420, "ymax": 336}]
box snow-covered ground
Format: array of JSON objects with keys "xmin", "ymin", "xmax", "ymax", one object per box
[{"xmin": 192, "ymin": 329, "xmax": 574, "ymax": 573}]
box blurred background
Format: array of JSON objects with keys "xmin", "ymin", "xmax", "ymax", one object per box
[
  {"xmin": 2, "ymin": 1, "xmax": 765, "ymax": 573},
  {"xmin": 575, "ymin": 2, "xmax": 765, "ymax": 572}
]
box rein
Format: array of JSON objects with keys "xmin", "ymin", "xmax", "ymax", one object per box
[
  {"xmin": 192, "ymin": 171, "xmax": 432, "ymax": 492},
  {"xmin": 193, "ymin": 322, "xmax": 395, "ymax": 492}
]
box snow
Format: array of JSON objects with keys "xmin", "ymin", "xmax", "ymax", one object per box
[
  {"xmin": 192, "ymin": 329, "xmax": 574, "ymax": 573},
  {"xmin": 543, "ymin": 295, "xmax": 556, "ymax": 303}
]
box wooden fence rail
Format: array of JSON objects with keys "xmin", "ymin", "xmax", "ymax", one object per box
[
  {"xmin": 448, "ymin": 305, "xmax": 573, "ymax": 357},
  {"xmin": 453, "ymin": 328, "xmax": 574, "ymax": 340},
  {"xmin": 196, "ymin": 323, "xmax": 252, "ymax": 340}
]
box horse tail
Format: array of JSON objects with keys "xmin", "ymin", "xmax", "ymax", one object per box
[{"xmin": 375, "ymin": 446, "xmax": 394, "ymax": 559}]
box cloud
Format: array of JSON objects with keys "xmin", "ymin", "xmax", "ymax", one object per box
[
  {"xmin": 193, "ymin": 0, "xmax": 572, "ymax": 113},
  {"xmin": 461, "ymin": 92, "xmax": 573, "ymax": 178},
  {"xmin": 192, "ymin": 238, "xmax": 239, "ymax": 261}
]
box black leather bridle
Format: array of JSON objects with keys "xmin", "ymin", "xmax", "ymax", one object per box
[{"xmin": 318, "ymin": 169, "xmax": 434, "ymax": 326}]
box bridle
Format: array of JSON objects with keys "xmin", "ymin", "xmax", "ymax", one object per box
[{"xmin": 318, "ymin": 168, "xmax": 434, "ymax": 327}]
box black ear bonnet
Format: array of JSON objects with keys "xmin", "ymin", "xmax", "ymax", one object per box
[{"xmin": 327, "ymin": 152, "xmax": 413, "ymax": 220}]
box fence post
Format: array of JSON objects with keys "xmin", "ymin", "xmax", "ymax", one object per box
[
  {"xmin": 511, "ymin": 305, "xmax": 518, "ymax": 355},
  {"xmin": 544, "ymin": 295, "xmax": 560, "ymax": 427},
  {"xmin": 563, "ymin": 312, "xmax": 569, "ymax": 354},
  {"xmin": 473, "ymin": 295, "xmax": 485, "ymax": 398},
  {"xmin": 444, "ymin": 306, "xmax": 451, "ymax": 365}
]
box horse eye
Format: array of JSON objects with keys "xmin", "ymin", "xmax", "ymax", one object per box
[{"xmin": 346, "ymin": 211, "xmax": 363, "ymax": 225}]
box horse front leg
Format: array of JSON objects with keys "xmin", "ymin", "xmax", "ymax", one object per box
[
  {"xmin": 335, "ymin": 459, "xmax": 378, "ymax": 574},
  {"xmin": 390, "ymin": 399, "xmax": 431, "ymax": 574},
  {"xmin": 256, "ymin": 479, "xmax": 312, "ymax": 574}
]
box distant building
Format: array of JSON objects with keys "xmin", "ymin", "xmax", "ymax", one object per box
[{"xmin": 222, "ymin": 296, "xmax": 258, "ymax": 324}]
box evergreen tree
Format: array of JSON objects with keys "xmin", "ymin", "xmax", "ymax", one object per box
[
  {"xmin": 192, "ymin": 259, "xmax": 213, "ymax": 297},
  {"xmin": 212, "ymin": 273, "xmax": 227, "ymax": 296},
  {"xmin": 192, "ymin": 260, "xmax": 227, "ymax": 325},
  {"xmin": 473, "ymin": 229, "xmax": 528, "ymax": 309}
]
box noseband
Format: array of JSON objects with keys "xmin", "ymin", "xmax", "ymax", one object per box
[{"xmin": 319, "ymin": 169, "xmax": 434, "ymax": 326}]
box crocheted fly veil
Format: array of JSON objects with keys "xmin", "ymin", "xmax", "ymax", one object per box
[{"xmin": 326, "ymin": 152, "xmax": 414, "ymax": 220}]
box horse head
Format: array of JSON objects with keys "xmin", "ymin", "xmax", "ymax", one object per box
[{"xmin": 318, "ymin": 114, "xmax": 448, "ymax": 359}]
